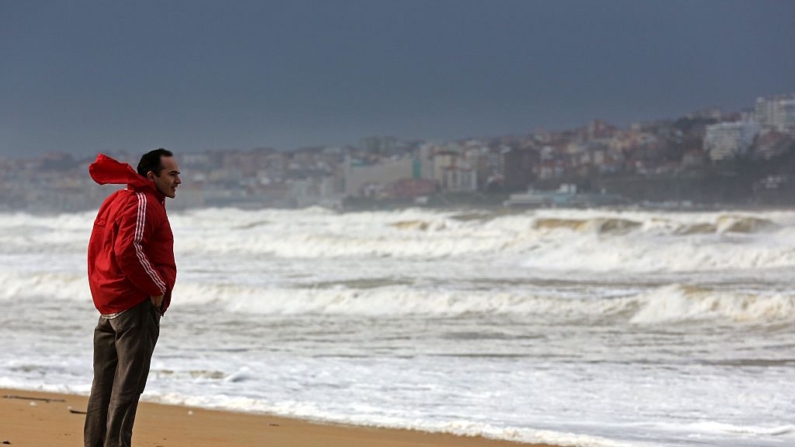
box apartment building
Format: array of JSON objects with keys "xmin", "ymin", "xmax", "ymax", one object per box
[{"xmin": 704, "ymin": 121, "xmax": 761, "ymax": 161}]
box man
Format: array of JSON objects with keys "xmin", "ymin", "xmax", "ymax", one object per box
[{"xmin": 85, "ymin": 149, "xmax": 180, "ymax": 447}]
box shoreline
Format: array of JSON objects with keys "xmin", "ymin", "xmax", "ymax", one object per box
[{"xmin": 0, "ymin": 388, "xmax": 557, "ymax": 447}]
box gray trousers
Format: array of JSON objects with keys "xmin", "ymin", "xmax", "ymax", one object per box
[{"xmin": 84, "ymin": 299, "xmax": 161, "ymax": 447}]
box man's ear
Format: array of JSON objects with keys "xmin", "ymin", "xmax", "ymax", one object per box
[{"xmin": 146, "ymin": 171, "xmax": 156, "ymax": 181}]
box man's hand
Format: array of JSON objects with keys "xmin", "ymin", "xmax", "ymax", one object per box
[{"xmin": 150, "ymin": 294, "xmax": 164, "ymax": 308}]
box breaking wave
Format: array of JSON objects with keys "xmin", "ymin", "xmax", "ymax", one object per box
[
  {"xmin": 3, "ymin": 269, "xmax": 792, "ymax": 324},
  {"xmin": 532, "ymin": 215, "xmax": 778, "ymax": 235},
  {"xmin": 2, "ymin": 209, "xmax": 795, "ymax": 266}
]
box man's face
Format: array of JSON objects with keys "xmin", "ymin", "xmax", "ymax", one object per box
[{"xmin": 148, "ymin": 156, "xmax": 181, "ymax": 199}]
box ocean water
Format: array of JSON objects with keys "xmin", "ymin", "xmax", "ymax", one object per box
[{"xmin": 1, "ymin": 206, "xmax": 794, "ymax": 447}]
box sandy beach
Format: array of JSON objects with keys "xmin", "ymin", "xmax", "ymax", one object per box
[{"xmin": 0, "ymin": 388, "xmax": 553, "ymax": 447}]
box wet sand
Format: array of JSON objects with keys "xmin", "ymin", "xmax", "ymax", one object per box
[{"xmin": 0, "ymin": 388, "xmax": 555, "ymax": 447}]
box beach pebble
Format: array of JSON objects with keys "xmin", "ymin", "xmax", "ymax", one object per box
[
  {"xmin": 187, "ymin": 410, "xmax": 194, "ymax": 416},
  {"xmin": 29, "ymin": 402, "xmax": 37, "ymax": 407}
]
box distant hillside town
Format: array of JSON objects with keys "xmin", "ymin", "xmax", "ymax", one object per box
[{"xmin": 2, "ymin": 93, "xmax": 794, "ymax": 212}]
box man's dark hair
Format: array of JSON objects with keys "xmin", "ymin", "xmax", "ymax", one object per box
[{"xmin": 137, "ymin": 148, "xmax": 173, "ymax": 177}]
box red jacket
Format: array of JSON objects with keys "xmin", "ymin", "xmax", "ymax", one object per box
[{"xmin": 87, "ymin": 154, "xmax": 177, "ymax": 315}]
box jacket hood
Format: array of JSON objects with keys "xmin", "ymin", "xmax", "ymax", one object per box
[{"xmin": 89, "ymin": 154, "xmax": 162, "ymax": 198}]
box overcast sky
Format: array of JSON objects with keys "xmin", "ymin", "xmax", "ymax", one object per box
[{"xmin": 1, "ymin": 0, "xmax": 794, "ymax": 157}]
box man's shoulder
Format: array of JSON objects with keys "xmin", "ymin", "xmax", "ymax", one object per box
[
  {"xmin": 100, "ymin": 189, "xmax": 163, "ymax": 221},
  {"xmin": 96, "ymin": 189, "xmax": 133, "ymax": 219},
  {"xmin": 135, "ymin": 190, "xmax": 168, "ymax": 221}
]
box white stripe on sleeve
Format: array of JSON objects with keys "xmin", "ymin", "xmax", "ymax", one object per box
[{"xmin": 134, "ymin": 192, "xmax": 167, "ymax": 293}]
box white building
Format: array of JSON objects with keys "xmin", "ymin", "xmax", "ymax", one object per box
[
  {"xmin": 343, "ymin": 155, "xmax": 414, "ymax": 196},
  {"xmin": 704, "ymin": 121, "xmax": 761, "ymax": 161},
  {"xmin": 755, "ymin": 95, "xmax": 795, "ymax": 133},
  {"xmin": 432, "ymin": 150, "xmax": 477, "ymax": 193}
]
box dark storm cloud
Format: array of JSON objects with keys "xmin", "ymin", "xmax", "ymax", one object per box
[{"xmin": 1, "ymin": 0, "xmax": 794, "ymax": 156}]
